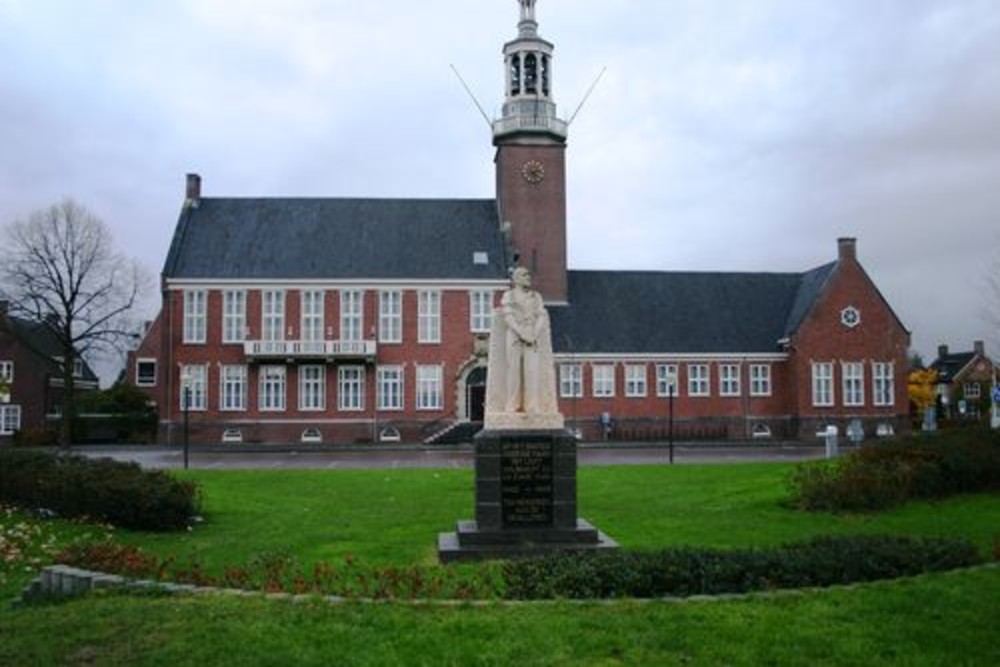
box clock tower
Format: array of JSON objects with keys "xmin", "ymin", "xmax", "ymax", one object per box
[{"xmin": 494, "ymin": 0, "xmax": 568, "ymax": 303}]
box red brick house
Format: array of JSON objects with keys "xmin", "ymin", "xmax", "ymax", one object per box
[
  {"xmin": 930, "ymin": 341, "xmax": 996, "ymax": 421},
  {"xmin": 0, "ymin": 301, "xmax": 100, "ymax": 443},
  {"xmin": 129, "ymin": 3, "xmax": 911, "ymax": 445}
]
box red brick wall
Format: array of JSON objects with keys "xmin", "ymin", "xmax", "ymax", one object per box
[{"xmin": 495, "ymin": 143, "xmax": 568, "ymax": 302}]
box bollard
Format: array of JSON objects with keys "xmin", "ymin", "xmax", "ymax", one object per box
[{"xmin": 816, "ymin": 425, "xmax": 839, "ymax": 459}]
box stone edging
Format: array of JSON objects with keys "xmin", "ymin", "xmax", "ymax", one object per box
[{"xmin": 11, "ymin": 562, "xmax": 997, "ymax": 609}]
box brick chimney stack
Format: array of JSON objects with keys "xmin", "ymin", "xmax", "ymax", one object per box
[
  {"xmin": 974, "ymin": 340, "xmax": 985, "ymax": 356},
  {"xmin": 837, "ymin": 237, "xmax": 857, "ymax": 262},
  {"xmin": 185, "ymin": 173, "xmax": 202, "ymax": 204},
  {"xmin": 938, "ymin": 344, "xmax": 949, "ymax": 359}
]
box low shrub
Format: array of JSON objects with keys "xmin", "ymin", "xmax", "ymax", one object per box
[
  {"xmin": 789, "ymin": 426, "xmax": 1000, "ymax": 512},
  {"xmin": 501, "ymin": 535, "xmax": 983, "ymax": 600},
  {"xmin": 0, "ymin": 449, "xmax": 200, "ymax": 531}
]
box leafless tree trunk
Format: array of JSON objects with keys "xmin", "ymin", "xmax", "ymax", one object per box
[{"xmin": 0, "ymin": 200, "xmax": 150, "ymax": 447}]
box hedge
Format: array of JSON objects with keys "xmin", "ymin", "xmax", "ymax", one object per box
[{"xmin": 0, "ymin": 449, "xmax": 200, "ymax": 531}]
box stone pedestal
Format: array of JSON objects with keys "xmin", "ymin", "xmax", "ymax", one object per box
[{"xmin": 438, "ymin": 429, "xmax": 617, "ymax": 562}]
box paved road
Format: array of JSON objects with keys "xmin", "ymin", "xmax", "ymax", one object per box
[{"xmin": 73, "ymin": 444, "xmax": 832, "ymax": 470}]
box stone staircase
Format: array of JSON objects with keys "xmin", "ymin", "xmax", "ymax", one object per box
[{"xmin": 423, "ymin": 421, "xmax": 483, "ymax": 445}]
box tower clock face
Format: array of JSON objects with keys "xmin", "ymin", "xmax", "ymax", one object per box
[{"xmin": 521, "ymin": 159, "xmax": 545, "ymax": 184}]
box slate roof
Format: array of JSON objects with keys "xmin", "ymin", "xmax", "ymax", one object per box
[
  {"xmin": 163, "ymin": 198, "xmax": 507, "ymax": 281},
  {"xmin": 930, "ymin": 352, "xmax": 977, "ymax": 384},
  {"xmin": 549, "ymin": 264, "xmax": 836, "ymax": 355},
  {"xmin": 2, "ymin": 315, "xmax": 100, "ymax": 383}
]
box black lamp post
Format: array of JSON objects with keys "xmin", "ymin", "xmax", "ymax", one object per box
[
  {"xmin": 668, "ymin": 382, "xmax": 675, "ymax": 465},
  {"xmin": 181, "ymin": 371, "xmax": 191, "ymax": 470}
]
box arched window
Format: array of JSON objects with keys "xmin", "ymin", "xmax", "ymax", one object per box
[
  {"xmin": 524, "ymin": 53, "xmax": 538, "ymax": 94},
  {"xmin": 541, "ymin": 55, "xmax": 549, "ymax": 96},
  {"xmin": 221, "ymin": 428, "xmax": 243, "ymax": 444},
  {"xmin": 379, "ymin": 426, "xmax": 402, "ymax": 443},
  {"xmin": 751, "ymin": 423, "xmax": 772, "ymax": 439},
  {"xmin": 510, "ymin": 55, "xmax": 521, "ymax": 96},
  {"xmin": 301, "ymin": 428, "xmax": 322, "ymax": 443}
]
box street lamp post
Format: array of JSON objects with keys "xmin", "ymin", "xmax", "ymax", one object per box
[
  {"xmin": 667, "ymin": 371, "xmax": 677, "ymax": 465},
  {"xmin": 181, "ymin": 370, "xmax": 191, "ymax": 470}
]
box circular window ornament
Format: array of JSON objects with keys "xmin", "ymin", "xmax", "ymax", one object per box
[{"xmin": 840, "ymin": 306, "xmax": 861, "ymax": 329}]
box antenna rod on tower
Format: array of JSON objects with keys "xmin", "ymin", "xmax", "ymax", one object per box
[
  {"xmin": 568, "ymin": 66, "xmax": 607, "ymax": 126},
  {"xmin": 450, "ymin": 64, "xmax": 493, "ymax": 129}
]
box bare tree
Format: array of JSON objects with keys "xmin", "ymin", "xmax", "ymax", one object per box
[{"xmin": 0, "ymin": 200, "xmax": 149, "ymax": 446}]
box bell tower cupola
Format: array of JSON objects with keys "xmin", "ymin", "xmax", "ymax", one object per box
[{"xmin": 494, "ymin": 0, "xmax": 569, "ymax": 303}]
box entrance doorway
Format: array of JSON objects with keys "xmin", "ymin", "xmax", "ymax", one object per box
[{"xmin": 466, "ymin": 366, "xmax": 487, "ymax": 422}]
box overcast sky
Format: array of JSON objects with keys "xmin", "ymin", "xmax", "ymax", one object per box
[{"xmin": 2, "ymin": 0, "xmax": 998, "ymax": 380}]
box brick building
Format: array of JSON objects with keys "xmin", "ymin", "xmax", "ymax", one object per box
[
  {"xmin": 130, "ymin": 2, "xmax": 911, "ymax": 445},
  {"xmin": 930, "ymin": 341, "xmax": 996, "ymax": 421},
  {"xmin": 0, "ymin": 301, "xmax": 100, "ymax": 443}
]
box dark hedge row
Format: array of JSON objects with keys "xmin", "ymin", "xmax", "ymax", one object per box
[
  {"xmin": 789, "ymin": 426, "xmax": 1000, "ymax": 512},
  {"xmin": 502, "ymin": 535, "xmax": 983, "ymax": 599},
  {"xmin": 0, "ymin": 449, "xmax": 200, "ymax": 531}
]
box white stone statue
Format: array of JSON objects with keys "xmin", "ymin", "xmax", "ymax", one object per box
[{"xmin": 484, "ymin": 266, "xmax": 564, "ymax": 430}]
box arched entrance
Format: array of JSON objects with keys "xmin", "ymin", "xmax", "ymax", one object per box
[{"xmin": 465, "ymin": 366, "xmax": 487, "ymax": 422}]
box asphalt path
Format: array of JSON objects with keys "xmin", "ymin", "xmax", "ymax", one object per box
[{"xmin": 72, "ymin": 444, "xmax": 832, "ymax": 470}]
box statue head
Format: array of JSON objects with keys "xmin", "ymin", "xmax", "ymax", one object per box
[{"xmin": 511, "ymin": 266, "xmax": 532, "ymax": 289}]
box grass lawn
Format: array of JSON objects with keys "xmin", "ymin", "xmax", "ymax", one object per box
[{"xmin": 1, "ymin": 461, "xmax": 998, "ymax": 665}]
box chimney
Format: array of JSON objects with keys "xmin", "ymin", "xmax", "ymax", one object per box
[
  {"xmin": 938, "ymin": 344, "xmax": 949, "ymax": 359},
  {"xmin": 973, "ymin": 340, "xmax": 985, "ymax": 356},
  {"xmin": 837, "ymin": 237, "xmax": 857, "ymax": 262},
  {"xmin": 185, "ymin": 173, "xmax": 202, "ymax": 204}
]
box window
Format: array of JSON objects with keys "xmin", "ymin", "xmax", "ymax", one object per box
[
  {"xmin": 752, "ymin": 423, "xmax": 772, "ymax": 439},
  {"xmin": 222, "ymin": 290, "xmax": 246, "ymax": 343},
  {"xmin": 0, "ymin": 360, "xmax": 12, "ymax": 384},
  {"xmin": 379, "ymin": 426, "xmax": 402, "ymax": 442},
  {"xmin": 262, "ymin": 290, "xmax": 285, "ymax": 342},
  {"xmin": 183, "ymin": 290, "xmax": 206, "ymax": 343},
  {"xmin": 180, "ymin": 364, "xmax": 207, "ymax": 411},
  {"xmin": 625, "ymin": 364, "xmax": 647, "ymax": 398},
  {"xmin": 300, "ymin": 291, "xmax": 325, "ymax": 342},
  {"xmin": 73, "ymin": 359, "xmax": 84, "ymax": 378},
  {"xmin": 656, "ymin": 364, "xmax": 679, "ymax": 397},
  {"xmin": 470, "ymin": 291, "xmax": 493, "ymax": 333},
  {"xmin": 719, "ymin": 364, "xmax": 741, "ymax": 397},
  {"xmin": 964, "ymin": 382, "xmax": 981, "ymax": 399},
  {"xmin": 843, "ymin": 362, "xmax": 865, "ymax": 407},
  {"xmin": 418, "ymin": 290, "xmax": 441, "ymax": 343},
  {"xmin": 416, "ymin": 365, "xmax": 443, "ymax": 410},
  {"xmin": 258, "ymin": 365, "xmax": 286, "ymax": 411},
  {"xmin": 338, "ymin": 366, "xmax": 365, "ymax": 411},
  {"xmin": 298, "ymin": 365, "xmax": 326, "ymax": 411},
  {"xmin": 378, "ymin": 291, "xmax": 401, "ymax": 343},
  {"xmin": 300, "ymin": 428, "xmax": 322, "ymax": 443},
  {"xmin": 136, "ymin": 359, "xmax": 157, "ymax": 387},
  {"xmin": 688, "ymin": 364, "xmax": 709, "ymax": 397},
  {"xmin": 341, "ymin": 290, "xmax": 363, "ymax": 342},
  {"xmin": 559, "ymin": 363, "xmax": 583, "ymax": 398},
  {"xmin": 750, "ymin": 364, "xmax": 771, "ymax": 397},
  {"xmin": 220, "ymin": 365, "xmax": 247, "ymax": 411},
  {"xmin": 377, "ymin": 366, "xmax": 404, "ymax": 411},
  {"xmin": 1, "ymin": 405, "xmax": 21, "ymax": 435},
  {"xmin": 221, "ymin": 428, "xmax": 243, "ymax": 443},
  {"xmin": 873, "ymin": 362, "xmax": 895, "ymax": 407},
  {"xmin": 592, "ymin": 364, "xmax": 615, "ymax": 398},
  {"xmin": 812, "ymin": 362, "xmax": 834, "ymax": 407}
]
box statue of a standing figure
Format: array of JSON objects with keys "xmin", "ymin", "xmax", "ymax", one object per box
[{"xmin": 484, "ymin": 266, "xmax": 563, "ymax": 430}]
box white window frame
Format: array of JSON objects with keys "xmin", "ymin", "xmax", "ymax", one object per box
[
  {"xmin": 180, "ymin": 364, "xmax": 207, "ymax": 411},
  {"xmin": 812, "ymin": 362, "xmax": 834, "ymax": 407},
  {"xmin": 750, "ymin": 364, "xmax": 772, "ymax": 397},
  {"xmin": 719, "ymin": 364, "xmax": 741, "ymax": 397},
  {"xmin": 298, "ymin": 365, "xmax": 326, "ymax": 411},
  {"xmin": 688, "ymin": 364, "xmax": 710, "ymax": 397},
  {"xmin": 418, "ymin": 290, "xmax": 441, "ymax": 344},
  {"xmin": 338, "ymin": 366, "xmax": 365, "ymax": 412},
  {"xmin": 872, "ymin": 362, "xmax": 895, "ymax": 407},
  {"xmin": 470, "ymin": 290, "xmax": 493, "ymax": 333},
  {"xmin": 0, "ymin": 405, "xmax": 21, "ymax": 435},
  {"xmin": 625, "ymin": 364, "xmax": 647, "ymax": 398},
  {"xmin": 964, "ymin": 382, "xmax": 981, "ymax": 399},
  {"xmin": 559, "ymin": 363, "xmax": 583, "ymax": 399},
  {"xmin": 0, "ymin": 360, "xmax": 12, "ymax": 384},
  {"xmin": 262, "ymin": 290, "xmax": 286, "ymax": 342},
  {"xmin": 300, "ymin": 290, "xmax": 325, "ymax": 343},
  {"xmin": 222, "ymin": 290, "xmax": 246, "ymax": 344},
  {"xmin": 378, "ymin": 290, "xmax": 402, "ymax": 344},
  {"xmin": 219, "ymin": 365, "xmax": 247, "ymax": 412},
  {"xmin": 655, "ymin": 364, "xmax": 679, "ymax": 397},
  {"xmin": 258, "ymin": 365, "xmax": 286, "ymax": 412},
  {"xmin": 843, "ymin": 361, "xmax": 865, "ymax": 407},
  {"xmin": 135, "ymin": 358, "xmax": 157, "ymax": 387},
  {"xmin": 183, "ymin": 290, "xmax": 206, "ymax": 344},
  {"xmin": 341, "ymin": 290, "xmax": 363, "ymax": 342},
  {"xmin": 592, "ymin": 364, "xmax": 616, "ymax": 398},
  {"xmin": 416, "ymin": 365, "xmax": 444, "ymax": 411},
  {"xmin": 377, "ymin": 365, "xmax": 404, "ymax": 411}
]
